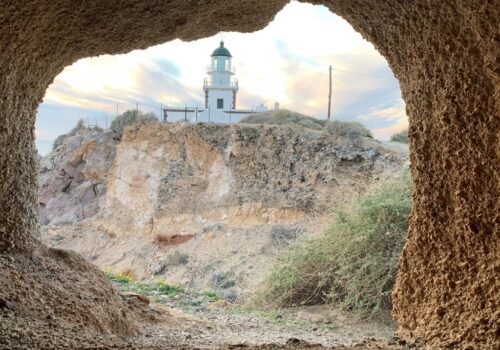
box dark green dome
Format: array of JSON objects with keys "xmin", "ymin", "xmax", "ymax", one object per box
[{"xmin": 211, "ymin": 41, "xmax": 232, "ymax": 57}]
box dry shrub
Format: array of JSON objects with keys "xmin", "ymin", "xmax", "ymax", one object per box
[
  {"xmin": 323, "ymin": 120, "xmax": 373, "ymax": 138},
  {"xmin": 240, "ymin": 109, "xmax": 326, "ymax": 130},
  {"xmin": 240, "ymin": 109, "xmax": 372, "ymax": 138},
  {"xmin": 390, "ymin": 129, "xmax": 409, "ymax": 143},
  {"xmin": 258, "ymin": 170, "xmax": 411, "ymax": 318},
  {"xmin": 52, "ymin": 119, "xmax": 86, "ymax": 150}
]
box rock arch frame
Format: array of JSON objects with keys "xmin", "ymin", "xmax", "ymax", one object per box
[{"xmin": 0, "ymin": 1, "xmax": 498, "ymax": 348}]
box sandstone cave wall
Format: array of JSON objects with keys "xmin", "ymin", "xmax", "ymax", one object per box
[{"xmin": 1, "ymin": 0, "xmax": 498, "ymax": 348}]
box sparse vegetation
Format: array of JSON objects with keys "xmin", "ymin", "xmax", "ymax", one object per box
[
  {"xmin": 240, "ymin": 109, "xmax": 372, "ymax": 138},
  {"xmin": 258, "ymin": 170, "xmax": 411, "ymax": 318},
  {"xmin": 164, "ymin": 251, "xmax": 189, "ymax": 267},
  {"xmin": 323, "ymin": 120, "xmax": 372, "ymax": 138},
  {"xmin": 104, "ymin": 272, "xmax": 233, "ymax": 311},
  {"xmin": 201, "ymin": 290, "xmax": 221, "ymax": 301},
  {"xmin": 105, "ymin": 270, "xmax": 135, "ymax": 285},
  {"xmin": 241, "ymin": 109, "xmax": 326, "ymax": 130},
  {"xmin": 131, "ymin": 280, "xmax": 183, "ymax": 297},
  {"xmin": 390, "ymin": 129, "xmax": 408, "ymax": 143},
  {"xmin": 270, "ymin": 225, "xmax": 302, "ymax": 245},
  {"xmin": 52, "ymin": 119, "xmax": 86, "ymax": 150},
  {"xmin": 111, "ymin": 109, "xmax": 158, "ymax": 140}
]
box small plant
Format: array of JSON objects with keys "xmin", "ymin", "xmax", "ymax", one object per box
[
  {"xmin": 201, "ymin": 290, "xmax": 221, "ymax": 301},
  {"xmin": 164, "ymin": 251, "xmax": 189, "ymax": 267},
  {"xmin": 390, "ymin": 129, "xmax": 408, "ymax": 143},
  {"xmin": 155, "ymin": 280, "xmax": 183, "ymax": 296},
  {"xmin": 105, "ymin": 270, "xmax": 135, "ymax": 284}
]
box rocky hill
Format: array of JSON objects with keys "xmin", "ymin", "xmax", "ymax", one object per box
[{"xmin": 38, "ymin": 121, "xmax": 407, "ymax": 299}]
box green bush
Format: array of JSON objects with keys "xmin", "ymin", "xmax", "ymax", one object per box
[
  {"xmin": 111, "ymin": 109, "xmax": 158, "ymax": 140},
  {"xmin": 390, "ymin": 129, "xmax": 408, "ymax": 143},
  {"xmin": 323, "ymin": 120, "xmax": 373, "ymax": 138},
  {"xmin": 258, "ymin": 170, "xmax": 411, "ymax": 318}
]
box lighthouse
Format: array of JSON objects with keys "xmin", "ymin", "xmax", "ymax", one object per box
[
  {"xmin": 203, "ymin": 41, "xmax": 239, "ymax": 119},
  {"xmin": 163, "ymin": 40, "xmax": 271, "ymax": 123}
]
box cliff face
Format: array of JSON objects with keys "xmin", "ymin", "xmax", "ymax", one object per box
[
  {"xmin": 38, "ymin": 129, "xmax": 116, "ymax": 226},
  {"xmin": 39, "ymin": 122, "xmax": 406, "ymax": 294}
]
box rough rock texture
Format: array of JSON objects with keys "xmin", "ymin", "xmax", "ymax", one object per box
[
  {"xmin": 39, "ymin": 122, "xmax": 404, "ymax": 292},
  {"xmin": 38, "ymin": 127, "xmax": 115, "ymax": 225},
  {"xmin": 1, "ymin": 1, "xmax": 498, "ymax": 348},
  {"xmin": 0, "ymin": 247, "xmax": 144, "ymax": 339}
]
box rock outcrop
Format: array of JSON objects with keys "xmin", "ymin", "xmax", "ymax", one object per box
[{"xmin": 40, "ymin": 122, "xmax": 405, "ymax": 293}]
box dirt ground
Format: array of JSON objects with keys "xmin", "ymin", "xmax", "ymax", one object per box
[
  {"xmin": 1, "ymin": 304, "xmax": 420, "ymax": 350},
  {"xmin": 0, "ymin": 248, "xmax": 420, "ymax": 350}
]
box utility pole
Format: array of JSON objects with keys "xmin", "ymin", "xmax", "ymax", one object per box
[
  {"xmin": 160, "ymin": 103, "xmax": 163, "ymax": 122},
  {"xmin": 327, "ymin": 65, "xmax": 332, "ymax": 120}
]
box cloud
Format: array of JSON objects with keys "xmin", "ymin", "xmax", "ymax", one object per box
[
  {"xmin": 37, "ymin": 0, "xmax": 407, "ymax": 149},
  {"xmin": 372, "ymin": 119, "xmax": 409, "ymax": 140}
]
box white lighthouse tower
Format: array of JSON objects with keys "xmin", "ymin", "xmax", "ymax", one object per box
[
  {"xmin": 203, "ymin": 41, "xmax": 239, "ymax": 120},
  {"xmin": 163, "ymin": 41, "xmax": 270, "ymax": 123}
]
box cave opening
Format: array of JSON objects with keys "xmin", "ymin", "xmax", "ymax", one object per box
[
  {"xmin": 35, "ymin": 3, "xmax": 410, "ymax": 346},
  {"xmin": 1, "ymin": 1, "xmax": 498, "ymax": 349}
]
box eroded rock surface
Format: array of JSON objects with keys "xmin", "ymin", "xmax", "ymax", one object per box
[{"xmin": 40, "ymin": 122, "xmax": 405, "ymax": 293}]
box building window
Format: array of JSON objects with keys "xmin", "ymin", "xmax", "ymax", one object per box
[{"xmin": 217, "ymin": 99, "xmax": 224, "ymax": 109}]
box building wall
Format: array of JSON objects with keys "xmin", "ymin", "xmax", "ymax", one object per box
[{"xmin": 207, "ymin": 88, "xmax": 234, "ymax": 118}]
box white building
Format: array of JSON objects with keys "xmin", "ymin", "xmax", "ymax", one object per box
[{"xmin": 163, "ymin": 41, "xmax": 272, "ymax": 123}]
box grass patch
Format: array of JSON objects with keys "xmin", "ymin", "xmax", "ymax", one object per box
[
  {"xmin": 201, "ymin": 290, "xmax": 221, "ymax": 301},
  {"xmin": 257, "ymin": 170, "xmax": 411, "ymax": 318},
  {"xmin": 105, "ymin": 271, "xmax": 182, "ymax": 298},
  {"xmin": 131, "ymin": 280, "xmax": 183, "ymax": 297},
  {"xmin": 105, "ymin": 270, "xmax": 135, "ymax": 285}
]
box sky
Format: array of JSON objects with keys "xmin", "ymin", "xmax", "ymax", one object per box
[{"xmin": 36, "ymin": 1, "xmax": 408, "ymax": 155}]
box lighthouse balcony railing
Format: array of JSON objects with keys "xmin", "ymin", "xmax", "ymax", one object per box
[
  {"xmin": 203, "ymin": 78, "xmax": 239, "ymax": 89},
  {"xmin": 206, "ymin": 64, "xmax": 236, "ymax": 74}
]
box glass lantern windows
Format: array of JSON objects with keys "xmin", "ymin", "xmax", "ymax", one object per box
[{"xmin": 212, "ymin": 57, "xmax": 231, "ymax": 72}]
